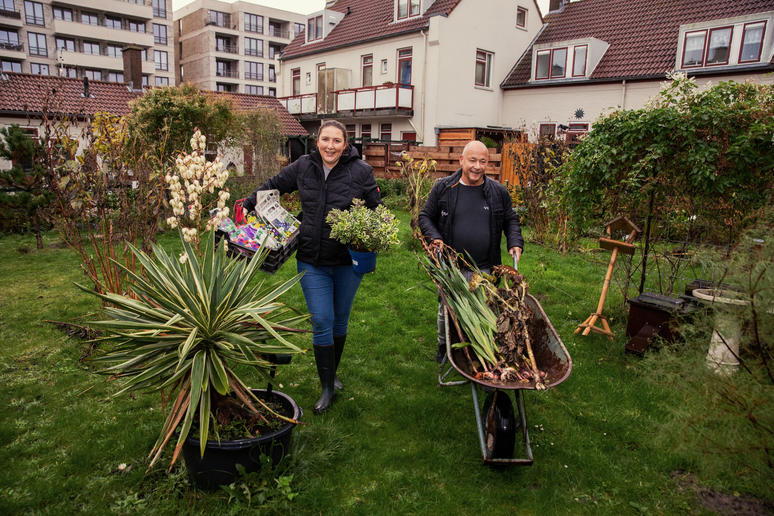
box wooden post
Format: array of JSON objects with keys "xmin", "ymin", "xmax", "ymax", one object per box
[{"xmin": 575, "ymin": 218, "xmax": 640, "ymax": 341}]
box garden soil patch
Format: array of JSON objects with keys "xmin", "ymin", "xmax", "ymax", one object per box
[{"xmin": 671, "ymin": 470, "xmax": 774, "ymax": 515}]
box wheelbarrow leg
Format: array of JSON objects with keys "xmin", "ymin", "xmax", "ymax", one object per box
[{"xmin": 472, "ymin": 385, "xmax": 533, "ymax": 466}]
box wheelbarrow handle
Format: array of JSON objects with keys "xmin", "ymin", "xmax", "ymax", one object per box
[{"xmin": 513, "ymin": 253, "xmax": 519, "ymax": 271}]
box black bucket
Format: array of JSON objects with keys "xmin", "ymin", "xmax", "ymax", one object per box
[{"xmin": 181, "ymin": 389, "xmax": 302, "ymax": 490}]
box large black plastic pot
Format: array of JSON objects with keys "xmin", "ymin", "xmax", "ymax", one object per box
[{"xmin": 181, "ymin": 389, "xmax": 302, "ymax": 490}]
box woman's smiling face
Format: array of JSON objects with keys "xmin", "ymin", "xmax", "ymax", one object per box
[{"xmin": 317, "ymin": 125, "xmax": 347, "ymax": 168}]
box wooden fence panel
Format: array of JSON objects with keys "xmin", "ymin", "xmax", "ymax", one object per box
[
  {"xmin": 364, "ymin": 143, "xmax": 501, "ymax": 181},
  {"xmin": 500, "ymin": 142, "xmax": 534, "ymax": 187}
]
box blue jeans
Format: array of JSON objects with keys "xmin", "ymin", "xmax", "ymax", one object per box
[{"xmin": 297, "ymin": 261, "xmax": 363, "ymax": 347}]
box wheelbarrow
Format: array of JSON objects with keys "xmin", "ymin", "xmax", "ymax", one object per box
[{"xmin": 438, "ymin": 290, "xmax": 572, "ymax": 465}]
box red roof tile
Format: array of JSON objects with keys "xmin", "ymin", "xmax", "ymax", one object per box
[
  {"xmin": 281, "ymin": 0, "xmax": 462, "ymax": 60},
  {"xmin": 208, "ymin": 91, "xmax": 308, "ymax": 136},
  {"xmin": 0, "ymin": 73, "xmax": 307, "ymax": 136},
  {"xmin": 0, "ymin": 72, "xmax": 141, "ymax": 116},
  {"xmin": 502, "ymin": 0, "xmax": 774, "ymax": 88}
]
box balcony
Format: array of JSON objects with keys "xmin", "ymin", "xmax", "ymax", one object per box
[
  {"xmin": 0, "ymin": 41, "xmax": 25, "ymax": 59},
  {"xmin": 52, "ymin": 19, "xmax": 154, "ymax": 47},
  {"xmin": 216, "ymin": 69, "xmax": 239, "ymax": 79},
  {"xmin": 52, "ymin": 0, "xmax": 153, "ymax": 20},
  {"xmin": 279, "ymin": 84, "xmax": 414, "ymax": 119},
  {"xmin": 0, "ymin": 8, "xmax": 23, "ymax": 27},
  {"xmin": 267, "ymin": 27, "xmax": 290, "ymax": 39},
  {"xmin": 56, "ymin": 49, "xmax": 156, "ymax": 74},
  {"xmin": 214, "ymin": 43, "xmax": 238, "ymax": 54}
]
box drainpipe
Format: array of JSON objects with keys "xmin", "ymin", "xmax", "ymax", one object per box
[
  {"xmin": 620, "ymin": 79, "xmax": 627, "ymax": 109},
  {"xmin": 420, "ymin": 27, "xmax": 428, "ymax": 143}
]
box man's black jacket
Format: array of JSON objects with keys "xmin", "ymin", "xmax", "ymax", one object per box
[{"xmin": 418, "ymin": 169, "xmax": 523, "ymax": 267}]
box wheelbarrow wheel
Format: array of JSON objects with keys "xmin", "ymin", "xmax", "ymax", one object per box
[{"xmin": 483, "ymin": 390, "xmax": 516, "ymax": 460}]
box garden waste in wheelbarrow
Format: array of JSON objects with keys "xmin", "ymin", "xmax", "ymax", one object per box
[{"xmin": 438, "ymin": 293, "xmax": 572, "ymax": 465}]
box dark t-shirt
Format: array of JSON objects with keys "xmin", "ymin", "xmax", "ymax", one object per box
[{"xmin": 451, "ymin": 183, "xmax": 491, "ymax": 269}]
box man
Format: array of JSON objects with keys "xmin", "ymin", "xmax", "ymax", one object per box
[{"xmin": 418, "ymin": 140, "xmax": 523, "ymax": 362}]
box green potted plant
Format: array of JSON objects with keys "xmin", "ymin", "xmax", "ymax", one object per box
[
  {"xmin": 326, "ymin": 198, "xmax": 400, "ymax": 274},
  {"xmin": 81, "ymin": 130, "xmax": 309, "ymax": 489}
]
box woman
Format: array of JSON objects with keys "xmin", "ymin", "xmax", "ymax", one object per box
[{"xmin": 242, "ymin": 120, "xmax": 381, "ymax": 414}]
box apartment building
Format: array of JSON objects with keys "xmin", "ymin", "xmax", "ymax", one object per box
[
  {"xmin": 173, "ymin": 0, "xmax": 306, "ymax": 96},
  {"xmin": 0, "ymin": 0, "xmax": 174, "ymax": 87}
]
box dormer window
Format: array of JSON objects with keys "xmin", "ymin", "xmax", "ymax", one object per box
[
  {"xmin": 397, "ymin": 0, "xmax": 420, "ymax": 20},
  {"xmin": 740, "ymin": 21, "xmax": 766, "ymax": 62},
  {"xmin": 533, "ymin": 39, "xmax": 607, "ymax": 81},
  {"xmin": 536, "ymin": 47, "xmax": 566, "ymax": 79},
  {"xmin": 682, "ymin": 26, "xmax": 732, "ymax": 67},
  {"xmin": 307, "ymin": 15, "xmax": 322, "ymax": 41},
  {"xmin": 678, "ymin": 14, "xmax": 772, "ymax": 70}
]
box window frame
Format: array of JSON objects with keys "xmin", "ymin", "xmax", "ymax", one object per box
[
  {"xmin": 361, "ymin": 123, "xmax": 371, "ymax": 140},
  {"xmin": 380, "ymin": 123, "xmax": 392, "ymax": 141},
  {"xmin": 475, "ymin": 49, "xmax": 493, "ymax": 87},
  {"xmin": 535, "ymin": 47, "xmax": 567, "ymax": 80},
  {"xmin": 153, "ymin": 23, "xmax": 167, "ymax": 45},
  {"xmin": 105, "ymin": 15, "xmax": 122, "ymax": 29},
  {"xmin": 291, "ymin": 67, "xmax": 300, "ymax": 95},
  {"xmin": 572, "ymin": 44, "xmax": 587, "ymax": 77},
  {"xmin": 244, "ymin": 61, "xmax": 262, "ymax": 81},
  {"xmin": 53, "ymin": 6, "xmax": 73, "ymax": 21},
  {"xmin": 738, "ymin": 20, "xmax": 766, "ymax": 63},
  {"xmin": 244, "ymin": 13, "xmax": 263, "ymax": 33},
  {"xmin": 56, "ymin": 37, "xmax": 75, "ymax": 51},
  {"xmin": 397, "ymin": 47, "xmax": 412, "ymax": 85},
  {"xmin": 539, "ymin": 123, "xmax": 556, "ymax": 141},
  {"xmin": 307, "ymin": 15, "xmax": 322, "ymax": 41},
  {"xmin": 245, "ymin": 84, "xmax": 263, "ymax": 95},
  {"xmin": 24, "ymin": 1, "xmax": 44, "ymax": 26},
  {"xmin": 704, "ymin": 25, "xmax": 733, "ymax": 66},
  {"xmin": 361, "ymin": 54, "xmax": 373, "ymax": 87},
  {"xmin": 2, "ymin": 60, "xmax": 21, "ymax": 72},
  {"xmin": 154, "ymin": 49, "xmax": 168, "ymax": 71},
  {"xmin": 27, "ymin": 31, "xmax": 46, "ymax": 56},
  {"xmin": 82, "ymin": 40, "xmax": 100, "ymax": 55},
  {"xmin": 244, "ymin": 37, "xmax": 262, "ymax": 57},
  {"xmin": 155, "ymin": 76, "xmax": 169, "ymax": 86},
  {"xmin": 30, "ymin": 62, "xmax": 48, "ymax": 75},
  {"xmin": 81, "ymin": 11, "xmax": 99, "ymax": 26},
  {"xmin": 681, "ymin": 29, "xmax": 707, "ymax": 68},
  {"xmin": 516, "ymin": 6, "xmax": 527, "ymax": 28},
  {"xmin": 397, "ymin": 0, "xmax": 420, "ymax": 20},
  {"xmin": 0, "ymin": 29, "xmax": 19, "ymax": 46}
]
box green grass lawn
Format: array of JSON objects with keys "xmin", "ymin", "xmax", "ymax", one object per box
[{"xmin": 0, "ymin": 213, "xmax": 767, "ymax": 514}]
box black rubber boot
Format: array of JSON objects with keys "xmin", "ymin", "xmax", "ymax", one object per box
[
  {"xmin": 313, "ymin": 345, "xmax": 336, "ymax": 414},
  {"xmin": 333, "ymin": 335, "xmax": 346, "ymax": 390}
]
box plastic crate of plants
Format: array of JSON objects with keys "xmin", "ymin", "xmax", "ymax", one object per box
[{"xmin": 215, "ymin": 190, "xmax": 300, "ymax": 273}]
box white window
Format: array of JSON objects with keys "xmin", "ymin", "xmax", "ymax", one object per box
[
  {"xmin": 572, "ymin": 45, "xmax": 587, "ymax": 77},
  {"xmin": 706, "ymin": 26, "xmax": 732, "ymax": 65},
  {"xmin": 245, "ymin": 85, "xmax": 263, "ymax": 95},
  {"xmin": 475, "ymin": 49, "xmax": 493, "ymax": 87},
  {"xmin": 535, "ymin": 47, "xmax": 567, "ymax": 79},
  {"xmin": 27, "ymin": 32, "xmax": 46, "ymax": 56},
  {"xmin": 398, "ymin": 0, "xmax": 420, "ymax": 19},
  {"xmin": 739, "ymin": 21, "xmax": 765, "ymax": 63},
  {"xmin": 30, "ymin": 62, "xmax": 48, "ymax": 75},
  {"xmin": 362, "ymin": 54, "xmax": 373, "ymax": 87},
  {"xmin": 307, "ymin": 15, "xmax": 322, "ymax": 41},
  {"xmin": 516, "ymin": 7, "xmax": 527, "ymax": 28},
  {"xmin": 154, "ymin": 50, "xmax": 168, "ymax": 71},
  {"xmin": 155, "ymin": 76, "xmax": 169, "ymax": 86}
]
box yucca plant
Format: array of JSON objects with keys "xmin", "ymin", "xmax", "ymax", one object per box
[{"xmin": 80, "ymin": 233, "xmax": 308, "ymax": 470}]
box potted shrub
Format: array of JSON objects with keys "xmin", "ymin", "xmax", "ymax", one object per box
[
  {"xmin": 82, "ymin": 237, "xmax": 308, "ymax": 489},
  {"xmin": 81, "ymin": 129, "xmax": 309, "ymax": 489},
  {"xmin": 326, "ymin": 198, "xmax": 400, "ymax": 274}
]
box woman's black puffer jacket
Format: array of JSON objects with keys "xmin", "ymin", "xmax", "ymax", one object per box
[{"xmin": 242, "ymin": 145, "xmax": 382, "ymax": 267}]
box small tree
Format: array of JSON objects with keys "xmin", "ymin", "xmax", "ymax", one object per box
[
  {"xmin": 240, "ymin": 108, "xmax": 284, "ymax": 183},
  {"xmin": 127, "ymin": 83, "xmax": 238, "ymax": 170},
  {"xmin": 0, "ymin": 125, "xmax": 51, "ymax": 248},
  {"xmin": 396, "ymin": 152, "xmax": 435, "ymax": 247}
]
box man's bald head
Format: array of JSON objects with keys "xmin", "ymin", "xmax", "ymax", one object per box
[{"xmin": 459, "ymin": 140, "xmax": 489, "ymax": 186}]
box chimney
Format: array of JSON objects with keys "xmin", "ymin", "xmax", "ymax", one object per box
[
  {"xmin": 548, "ymin": 0, "xmax": 565, "ymax": 12},
  {"xmin": 82, "ymin": 76, "xmax": 90, "ymax": 98},
  {"xmin": 122, "ymin": 45, "xmax": 143, "ymax": 90}
]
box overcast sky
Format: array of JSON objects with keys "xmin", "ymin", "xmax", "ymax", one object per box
[{"xmin": 171, "ymin": 0, "xmax": 550, "ymax": 17}]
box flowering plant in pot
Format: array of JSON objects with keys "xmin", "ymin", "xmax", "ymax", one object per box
[
  {"xmin": 82, "ymin": 130, "xmax": 309, "ymax": 489},
  {"xmin": 326, "ymin": 199, "xmax": 400, "ymax": 274}
]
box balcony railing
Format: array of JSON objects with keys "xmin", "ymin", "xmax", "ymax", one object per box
[
  {"xmin": 0, "ymin": 8, "xmax": 20, "ymax": 19},
  {"xmin": 25, "ymin": 14, "xmax": 44, "ymax": 25},
  {"xmin": 268, "ymin": 27, "xmax": 289, "ymax": 39},
  {"xmin": 279, "ymin": 84, "xmax": 414, "ymax": 117},
  {"xmin": 215, "ymin": 43, "xmax": 238, "ymax": 53},
  {"xmin": 278, "ymin": 93, "xmax": 317, "ymax": 115},
  {"xmin": 0, "ymin": 41, "xmax": 23, "ymax": 51},
  {"xmin": 216, "ymin": 69, "xmax": 239, "ymax": 78},
  {"xmin": 244, "ymin": 72, "xmax": 263, "ymax": 80},
  {"xmin": 244, "ymin": 48, "xmax": 262, "ymax": 57}
]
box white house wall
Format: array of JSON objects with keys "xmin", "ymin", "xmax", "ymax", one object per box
[
  {"xmin": 502, "ymin": 72, "xmax": 774, "ymax": 139},
  {"xmin": 427, "ymin": 0, "xmax": 543, "ymax": 139}
]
